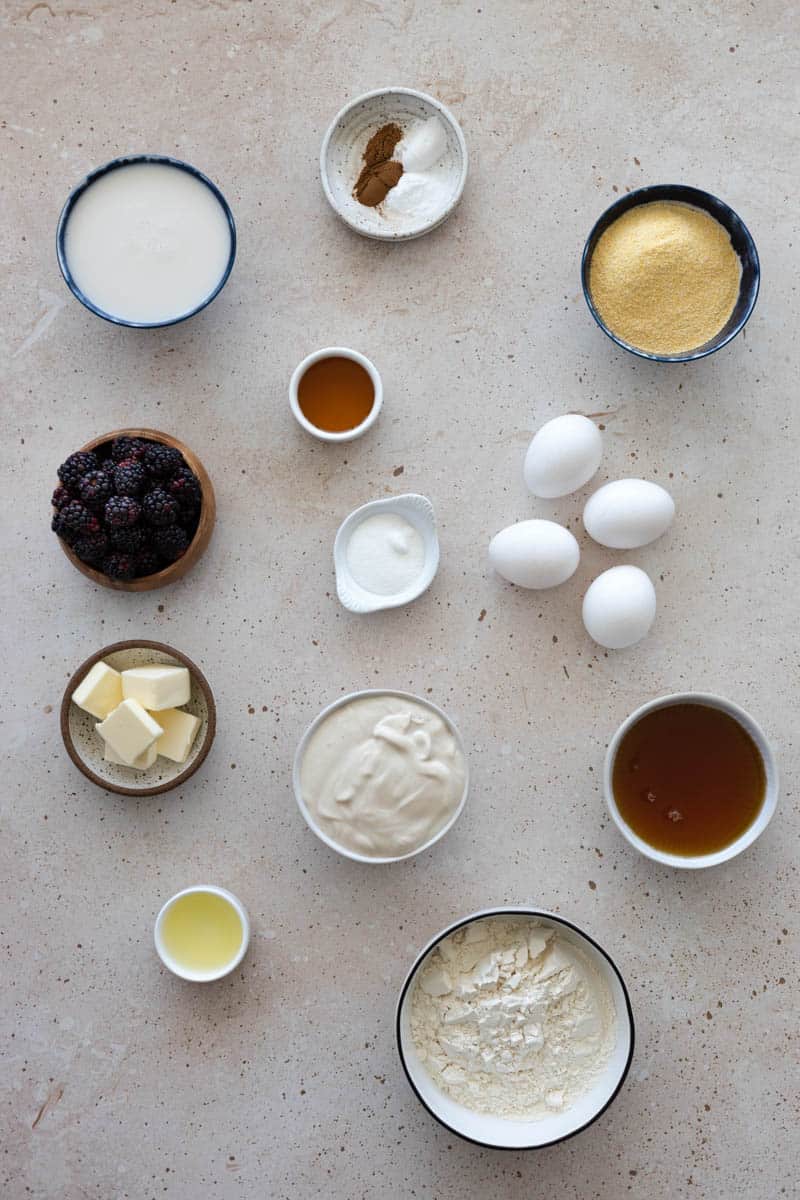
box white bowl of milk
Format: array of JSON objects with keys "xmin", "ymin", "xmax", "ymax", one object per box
[{"xmin": 57, "ymin": 155, "xmax": 236, "ymax": 328}]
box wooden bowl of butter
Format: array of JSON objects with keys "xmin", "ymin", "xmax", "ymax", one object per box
[{"xmin": 60, "ymin": 640, "xmax": 216, "ymax": 796}]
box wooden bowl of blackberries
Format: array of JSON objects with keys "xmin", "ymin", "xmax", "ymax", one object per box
[{"xmin": 51, "ymin": 429, "xmax": 216, "ymax": 591}]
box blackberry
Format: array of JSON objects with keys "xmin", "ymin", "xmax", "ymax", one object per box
[
  {"xmin": 135, "ymin": 549, "xmax": 161, "ymax": 577},
  {"xmin": 113, "ymin": 459, "xmax": 147, "ymax": 496},
  {"xmin": 51, "ymin": 511, "xmax": 78, "ymax": 545},
  {"xmin": 167, "ymin": 467, "xmax": 202, "ymax": 511},
  {"xmin": 142, "ymin": 488, "xmax": 179, "ymax": 527},
  {"xmin": 110, "ymin": 436, "xmax": 148, "ymax": 463},
  {"xmin": 104, "ymin": 495, "xmax": 141, "ymax": 528},
  {"xmin": 78, "ymin": 469, "xmax": 114, "ymax": 509},
  {"xmin": 143, "ymin": 443, "xmax": 183, "ymax": 480},
  {"xmin": 60, "ymin": 500, "xmax": 102, "ymax": 536},
  {"xmin": 57, "ymin": 451, "xmax": 99, "ymax": 491},
  {"xmin": 109, "ymin": 525, "xmax": 148, "ymax": 553},
  {"xmin": 73, "ymin": 533, "xmax": 109, "ymax": 564},
  {"xmin": 153, "ymin": 525, "xmax": 190, "ymax": 562},
  {"xmin": 51, "ymin": 484, "xmax": 72, "ymax": 510},
  {"xmin": 102, "ymin": 552, "xmax": 137, "ymax": 581}
]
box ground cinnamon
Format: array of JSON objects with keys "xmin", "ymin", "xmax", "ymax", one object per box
[{"xmin": 354, "ymin": 123, "xmax": 404, "ymax": 207}]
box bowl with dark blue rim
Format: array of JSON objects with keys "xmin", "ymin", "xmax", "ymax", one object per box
[
  {"xmin": 581, "ymin": 183, "xmax": 759, "ymax": 363},
  {"xmin": 56, "ymin": 154, "xmax": 236, "ymax": 329},
  {"xmin": 396, "ymin": 906, "xmax": 634, "ymax": 1149}
]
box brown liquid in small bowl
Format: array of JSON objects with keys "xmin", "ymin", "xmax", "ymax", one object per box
[
  {"xmin": 612, "ymin": 703, "xmax": 765, "ymax": 856},
  {"xmin": 297, "ymin": 356, "xmax": 374, "ymax": 433}
]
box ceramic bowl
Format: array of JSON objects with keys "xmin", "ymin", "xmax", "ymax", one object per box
[
  {"xmin": 54, "ymin": 428, "xmax": 215, "ymax": 592},
  {"xmin": 397, "ymin": 907, "xmax": 634, "ymax": 1149},
  {"xmin": 581, "ymin": 184, "xmax": 760, "ymax": 363},
  {"xmin": 61, "ymin": 640, "xmax": 216, "ymax": 796},
  {"xmin": 604, "ymin": 692, "xmax": 778, "ymax": 868},
  {"xmin": 289, "ymin": 347, "xmax": 383, "ymax": 443},
  {"xmin": 320, "ymin": 87, "xmax": 468, "ymax": 241},
  {"xmin": 293, "ymin": 689, "xmax": 468, "ymax": 864},
  {"xmin": 334, "ymin": 494, "xmax": 439, "ymax": 613},
  {"xmin": 154, "ymin": 885, "xmax": 250, "ymax": 982},
  {"xmin": 56, "ymin": 154, "xmax": 236, "ymax": 328}
]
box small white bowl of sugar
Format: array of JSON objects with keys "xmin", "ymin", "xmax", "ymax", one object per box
[{"xmin": 334, "ymin": 494, "xmax": 440, "ymax": 613}]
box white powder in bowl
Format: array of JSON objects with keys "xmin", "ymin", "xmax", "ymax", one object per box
[
  {"xmin": 346, "ymin": 513, "xmax": 426, "ymax": 596},
  {"xmin": 409, "ymin": 917, "xmax": 617, "ymax": 1119}
]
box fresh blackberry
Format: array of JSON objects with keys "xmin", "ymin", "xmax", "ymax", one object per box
[
  {"xmin": 143, "ymin": 443, "xmax": 183, "ymax": 480},
  {"xmin": 142, "ymin": 488, "xmax": 179, "ymax": 527},
  {"xmin": 113, "ymin": 460, "xmax": 147, "ymax": 496},
  {"xmin": 73, "ymin": 533, "xmax": 109, "ymax": 564},
  {"xmin": 135, "ymin": 549, "xmax": 161, "ymax": 577},
  {"xmin": 78, "ymin": 469, "xmax": 114, "ymax": 509},
  {"xmin": 109, "ymin": 525, "xmax": 148, "ymax": 553},
  {"xmin": 104, "ymin": 495, "xmax": 141, "ymax": 529},
  {"xmin": 153, "ymin": 525, "xmax": 190, "ymax": 562},
  {"xmin": 102, "ymin": 552, "xmax": 137, "ymax": 581},
  {"xmin": 57, "ymin": 451, "xmax": 99, "ymax": 491},
  {"xmin": 167, "ymin": 467, "xmax": 202, "ymax": 511},
  {"xmin": 110, "ymin": 436, "xmax": 148, "ymax": 463},
  {"xmin": 60, "ymin": 500, "xmax": 102, "ymax": 536},
  {"xmin": 51, "ymin": 484, "xmax": 72, "ymax": 510},
  {"xmin": 51, "ymin": 511, "xmax": 78, "ymax": 545}
]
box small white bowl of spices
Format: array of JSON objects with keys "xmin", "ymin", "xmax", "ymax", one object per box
[
  {"xmin": 334, "ymin": 494, "xmax": 440, "ymax": 613},
  {"xmin": 320, "ymin": 88, "xmax": 468, "ymax": 241}
]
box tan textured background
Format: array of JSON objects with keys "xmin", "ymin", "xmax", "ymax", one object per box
[{"xmin": 2, "ymin": 2, "xmax": 798, "ymax": 1197}]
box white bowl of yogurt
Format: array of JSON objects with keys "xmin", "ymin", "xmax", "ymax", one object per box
[
  {"xmin": 293, "ymin": 689, "xmax": 468, "ymax": 864},
  {"xmin": 57, "ymin": 155, "xmax": 236, "ymax": 328},
  {"xmin": 397, "ymin": 908, "xmax": 634, "ymax": 1149}
]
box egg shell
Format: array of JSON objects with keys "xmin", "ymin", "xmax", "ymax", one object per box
[
  {"xmin": 582, "ymin": 565, "xmax": 656, "ymax": 649},
  {"xmin": 523, "ymin": 414, "xmax": 603, "ymax": 498},
  {"xmin": 584, "ymin": 479, "xmax": 675, "ymax": 549},
  {"xmin": 489, "ymin": 519, "xmax": 580, "ymax": 589}
]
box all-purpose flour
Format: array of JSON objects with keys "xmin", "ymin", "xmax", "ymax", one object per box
[{"xmin": 410, "ymin": 917, "xmax": 616, "ymax": 1119}]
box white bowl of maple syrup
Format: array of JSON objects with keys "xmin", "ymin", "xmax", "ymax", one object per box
[
  {"xmin": 289, "ymin": 347, "xmax": 382, "ymax": 443},
  {"xmin": 604, "ymin": 692, "xmax": 778, "ymax": 869}
]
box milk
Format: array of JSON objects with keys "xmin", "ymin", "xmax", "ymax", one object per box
[{"xmin": 63, "ymin": 161, "xmax": 233, "ymax": 324}]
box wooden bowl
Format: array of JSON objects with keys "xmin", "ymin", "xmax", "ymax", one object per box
[
  {"xmin": 56, "ymin": 428, "xmax": 216, "ymax": 591},
  {"xmin": 61, "ymin": 639, "xmax": 216, "ymax": 796}
]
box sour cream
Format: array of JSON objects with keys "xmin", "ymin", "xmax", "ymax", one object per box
[
  {"xmin": 298, "ymin": 693, "xmax": 467, "ymax": 860},
  {"xmin": 61, "ymin": 160, "xmax": 234, "ymax": 325}
]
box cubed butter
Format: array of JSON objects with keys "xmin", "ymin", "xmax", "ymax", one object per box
[
  {"xmin": 96, "ymin": 699, "xmax": 163, "ymax": 765},
  {"xmin": 121, "ymin": 665, "xmax": 191, "ymax": 711},
  {"xmin": 103, "ymin": 739, "xmax": 158, "ymax": 769},
  {"xmin": 154, "ymin": 707, "xmax": 201, "ymax": 763},
  {"xmin": 72, "ymin": 660, "xmax": 123, "ymax": 720}
]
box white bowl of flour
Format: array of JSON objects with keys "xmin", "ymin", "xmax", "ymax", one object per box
[{"xmin": 397, "ymin": 908, "xmax": 634, "ymax": 1148}]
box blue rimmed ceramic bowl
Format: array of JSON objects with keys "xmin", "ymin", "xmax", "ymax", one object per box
[
  {"xmin": 581, "ymin": 184, "xmax": 759, "ymax": 363},
  {"xmin": 56, "ymin": 154, "xmax": 236, "ymax": 329}
]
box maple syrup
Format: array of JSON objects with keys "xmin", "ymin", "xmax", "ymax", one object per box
[
  {"xmin": 297, "ymin": 355, "xmax": 374, "ymax": 433},
  {"xmin": 612, "ymin": 703, "xmax": 765, "ymax": 856}
]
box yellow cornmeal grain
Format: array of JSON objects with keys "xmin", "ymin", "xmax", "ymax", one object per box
[{"xmin": 589, "ymin": 201, "xmax": 741, "ymax": 355}]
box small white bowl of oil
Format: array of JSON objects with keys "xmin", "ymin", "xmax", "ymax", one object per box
[{"xmin": 154, "ymin": 885, "xmax": 250, "ymax": 982}]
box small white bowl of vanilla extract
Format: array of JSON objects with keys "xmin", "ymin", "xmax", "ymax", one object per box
[
  {"xmin": 289, "ymin": 347, "xmax": 382, "ymax": 442},
  {"xmin": 605, "ymin": 693, "xmax": 778, "ymax": 869}
]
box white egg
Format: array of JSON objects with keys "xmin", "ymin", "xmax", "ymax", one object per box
[
  {"xmin": 489, "ymin": 519, "xmax": 580, "ymax": 589},
  {"xmin": 523, "ymin": 414, "xmax": 603, "ymax": 498},
  {"xmin": 582, "ymin": 565, "xmax": 656, "ymax": 649},
  {"xmin": 583, "ymin": 479, "xmax": 675, "ymax": 549}
]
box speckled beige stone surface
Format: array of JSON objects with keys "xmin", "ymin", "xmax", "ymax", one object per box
[{"xmin": 1, "ymin": 2, "xmax": 798, "ymax": 1197}]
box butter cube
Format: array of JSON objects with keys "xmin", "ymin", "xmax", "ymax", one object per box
[
  {"xmin": 72, "ymin": 660, "xmax": 123, "ymax": 720},
  {"xmin": 96, "ymin": 699, "xmax": 163, "ymax": 765},
  {"xmin": 155, "ymin": 707, "xmax": 201, "ymax": 763},
  {"xmin": 121, "ymin": 665, "xmax": 190, "ymax": 711},
  {"xmin": 103, "ymin": 739, "xmax": 158, "ymax": 769}
]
